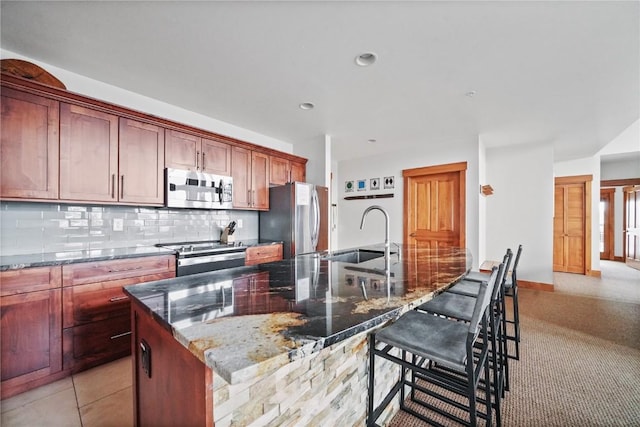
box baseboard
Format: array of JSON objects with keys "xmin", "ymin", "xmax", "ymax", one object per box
[
  {"xmin": 518, "ymin": 280, "xmax": 554, "ymax": 292},
  {"xmin": 588, "ymin": 270, "xmax": 601, "ymax": 278},
  {"xmin": 613, "ymin": 256, "xmax": 624, "ymax": 262}
]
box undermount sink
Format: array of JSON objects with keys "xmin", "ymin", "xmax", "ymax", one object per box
[{"xmin": 321, "ymin": 249, "xmax": 386, "ymax": 264}]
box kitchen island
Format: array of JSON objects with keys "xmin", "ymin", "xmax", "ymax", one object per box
[{"xmin": 124, "ymin": 244, "xmax": 471, "ymax": 427}]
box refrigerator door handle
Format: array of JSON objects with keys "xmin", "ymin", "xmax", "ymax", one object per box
[{"xmin": 311, "ymin": 188, "xmax": 320, "ymax": 251}]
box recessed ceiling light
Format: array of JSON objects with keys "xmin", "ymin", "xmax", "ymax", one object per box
[
  {"xmin": 355, "ymin": 52, "xmax": 377, "ymax": 67},
  {"xmin": 465, "ymin": 91, "xmax": 477, "ymax": 97},
  {"xmin": 299, "ymin": 102, "xmax": 315, "ymax": 110},
  {"xmin": 367, "ymin": 139, "xmax": 377, "ymax": 144}
]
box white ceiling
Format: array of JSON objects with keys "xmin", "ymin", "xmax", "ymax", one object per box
[{"xmin": 1, "ymin": 1, "xmax": 638, "ymax": 162}]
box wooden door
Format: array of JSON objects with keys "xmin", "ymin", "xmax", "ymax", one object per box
[
  {"xmin": 231, "ymin": 146, "xmax": 252, "ymax": 208},
  {"xmin": 165, "ymin": 129, "xmax": 200, "ymax": 171},
  {"xmin": 624, "ymin": 185, "xmax": 640, "ymax": 270},
  {"xmin": 201, "ymin": 138, "xmax": 231, "ymax": 176},
  {"xmin": 60, "ymin": 103, "xmax": 119, "ymax": 202},
  {"xmin": 251, "ymin": 151, "xmax": 270, "ymax": 210},
  {"xmin": 403, "ymin": 162, "xmax": 466, "ymax": 249},
  {"xmin": 118, "ymin": 118, "xmax": 165, "ymax": 205},
  {"xmin": 1, "ymin": 267, "xmax": 62, "ymax": 399},
  {"xmin": 1, "ymin": 88, "xmax": 59, "ymax": 199},
  {"xmin": 600, "ymin": 188, "xmax": 615, "ymax": 260},
  {"xmin": 553, "ymin": 176, "xmax": 592, "ymax": 274}
]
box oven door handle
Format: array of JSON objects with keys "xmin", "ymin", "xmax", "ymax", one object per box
[{"xmin": 177, "ymin": 252, "xmax": 246, "ymax": 267}]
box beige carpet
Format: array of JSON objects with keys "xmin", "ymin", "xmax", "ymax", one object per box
[{"xmin": 388, "ymin": 264, "xmax": 640, "ymax": 426}]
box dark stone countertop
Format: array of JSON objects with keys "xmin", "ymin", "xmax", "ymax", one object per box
[
  {"xmin": 0, "ymin": 239, "xmax": 276, "ymax": 271},
  {"xmin": 123, "ymin": 244, "xmax": 472, "ymax": 384}
]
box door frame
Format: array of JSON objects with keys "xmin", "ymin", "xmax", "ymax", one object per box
[
  {"xmin": 402, "ymin": 161, "xmax": 466, "ymax": 248},
  {"xmin": 599, "ymin": 188, "xmax": 615, "ymax": 260},
  {"xmin": 554, "ymin": 175, "xmax": 592, "ymax": 275}
]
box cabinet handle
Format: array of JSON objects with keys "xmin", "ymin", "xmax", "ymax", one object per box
[
  {"xmin": 111, "ymin": 174, "xmax": 116, "ymax": 198},
  {"xmin": 108, "ymin": 266, "xmax": 143, "ymax": 273},
  {"xmin": 248, "ymin": 189, "xmax": 252, "ymax": 206},
  {"xmin": 110, "ymin": 331, "xmax": 132, "ymax": 340},
  {"xmin": 109, "ymin": 295, "xmax": 129, "ymax": 302},
  {"xmin": 253, "ymin": 190, "xmax": 256, "ymax": 207},
  {"xmin": 288, "ymin": 170, "xmax": 292, "ymax": 183},
  {"xmin": 120, "ymin": 175, "xmax": 124, "ymax": 198},
  {"xmin": 202, "ymin": 152, "xmax": 205, "ymax": 170},
  {"xmin": 196, "ymin": 151, "xmax": 200, "ymax": 169}
]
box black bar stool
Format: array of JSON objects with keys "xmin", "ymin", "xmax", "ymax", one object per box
[{"xmin": 367, "ymin": 267, "xmax": 499, "ymax": 427}]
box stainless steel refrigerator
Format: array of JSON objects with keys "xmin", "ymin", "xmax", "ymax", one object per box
[{"xmin": 259, "ymin": 182, "xmax": 328, "ymax": 258}]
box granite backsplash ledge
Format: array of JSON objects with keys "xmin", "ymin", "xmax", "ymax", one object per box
[{"xmin": 0, "ymin": 201, "xmax": 259, "ymax": 256}]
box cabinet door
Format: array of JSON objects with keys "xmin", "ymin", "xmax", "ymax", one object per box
[
  {"xmin": 67, "ymin": 314, "xmax": 131, "ymax": 372},
  {"xmin": 119, "ymin": 118, "xmax": 165, "ymax": 205},
  {"xmin": 1, "ymin": 88, "xmax": 59, "ymax": 199},
  {"xmin": 201, "ymin": 138, "xmax": 231, "ymax": 176},
  {"xmin": 165, "ymin": 129, "xmax": 200, "ymax": 171},
  {"xmin": 290, "ymin": 161, "xmax": 306, "ymax": 183},
  {"xmin": 60, "ymin": 103, "xmax": 119, "ymax": 202},
  {"xmin": 270, "ymin": 156, "xmax": 290, "ymax": 185},
  {"xmin": 245, "ymin": 244, "xmax": 283, "ymax": 265},
  {"xmin": 0, "ymin": 267, "xmax": 62, "ymax": 398},
  {"xmin": 231, "ymin": 146, "xmax": 252, "ymax": 208},
  {"xmin": 251, "ymin": 151, "xmax": 270, "ymax": 210}
]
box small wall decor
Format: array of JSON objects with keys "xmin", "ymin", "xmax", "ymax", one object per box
[
  {"xmin": 480, "ymin": 185, "xmax": 494, "ymax": 196},
  {"xmin": 357, "ymin": 179, "xmax": 367, "ymax": 191},
  {"xmin": 345, "ymin": 181, "xmax": 354, "ymax": 192},
  {"xmin": 383, "ymin": 176, "xmax": 395, "ymax": 189},
  {"xmin": 370, "ymin": 178, "xmax": 380, "ymax": 190}
]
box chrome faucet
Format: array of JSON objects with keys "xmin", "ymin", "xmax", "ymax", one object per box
[{"xmin": 360, "ymin": 205, "xmax": 390, "ymax": 263}]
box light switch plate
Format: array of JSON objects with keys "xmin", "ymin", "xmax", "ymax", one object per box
[{"xmin": 113, "ymin": 218, "xmax": 124, "ymax": 231}]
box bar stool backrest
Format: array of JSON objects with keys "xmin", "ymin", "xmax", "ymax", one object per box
[
  {"xmin": 467, "ymin": 264, "xmax": 501, "ymax": 337},
  {"xmin": 510, "ymin": 244, "xmax": 523, "ymax": 284}
]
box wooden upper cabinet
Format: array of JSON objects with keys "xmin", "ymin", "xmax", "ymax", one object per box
[
  {"xmin": 165, "ymin": 131, "xmax": 232, "ymax": 176},
  {"xmin": 201, "ymin": 138, "xmax": 231, "ymax": 176},
  {"xmin": 290, "ymin": 161, "xmax": 306, "ymax": 183},
  {"xmin": 231, "ymin": 147, "xmax": 269, "ymax": 210},
  {"xmin": 270, "ymin": 156, "xmax": 307, "ymax": 185},
  {"xmin": 165, "ymin": 129, "xmax": 200, "ymax": 171},
  {"xmin": 252, "ymin": 151, "xmax": 270, "ymax": 210},
  {"xmin": 231, "ymin": 146, "xmax": 252, "ymax": 208},
  {"xmin": 60, "ymin": 103, "xmax": 119, "ymax": 202},
  {"xmin": 0, "ymin": 88, "xmax": 59, "ymax": 199},
  {"xmin": 270, "ymin": 156, "xmax": 290, "ymax": 185},
  {"xmin": 119, "ymin": 118, "xmax": 165, "ymax": 205}
]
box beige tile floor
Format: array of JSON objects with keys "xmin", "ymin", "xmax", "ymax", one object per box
[
  {"xmin": 1, "ymin": 357, "xmax": 133, "ymax": 427},
  {"xmin": 1, "ymin": 260, "xmax": 638, "ymax": 427}
]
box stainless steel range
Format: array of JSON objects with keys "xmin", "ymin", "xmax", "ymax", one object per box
[{"xmin": 157, "ymin": 240, "xmax": 247, "ymax": 276}]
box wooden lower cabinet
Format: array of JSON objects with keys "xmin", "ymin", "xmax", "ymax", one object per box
[
  {"xmin": 62, "ymin": 255, "xmax": 175, "ymax": 373},
  {"xmin": 132, "ymin": 300, "xmax": 212, "ymax": 427},
  {"xmin": 0, "ymin": 266, "xmax": 64, "ymax": 399}
]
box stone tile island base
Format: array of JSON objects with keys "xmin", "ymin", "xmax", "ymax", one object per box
[{"xmin": 212, "ymin": 327, "xmax": 401, "ymax": 427}]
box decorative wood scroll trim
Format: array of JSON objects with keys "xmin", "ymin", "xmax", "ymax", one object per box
[
  {"xmin": 344, "ymin": 193, "xmax": 394, "ymax": 200},
  {"xmin": 601, "ymin": 178, "xmax": 640, "ymax": 187},
  {"xmin": 1, "ymin": 59, "xmax": 66, "ymax": 89},
  {"xmin": 0, "ymin": 73, "xmax": 307, "ymax": 164}
]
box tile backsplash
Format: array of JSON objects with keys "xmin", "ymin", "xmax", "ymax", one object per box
[{"xmin": 0, "ymin": 202, "xmax": 259, "ymax": 256}]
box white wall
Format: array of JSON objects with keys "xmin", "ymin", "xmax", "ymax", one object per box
[
  {"xmin": 478, "ymin": 137, "xmax": 488, "ymax": 265},
  {"xmin": 554, "ymin": 155, "xmax": 601, "ymax": 273},
  {"xmin": 1, "ymin": 49, "xmax": 293, "ymax": 154},
  {"xmin": 293, "ymin": 135, "xmax": 328, "ymax": 187},
  {"xmin": 486, "ymin": 143, "xmax": 555, "ymax": 284},
  {"xmin": 336, "ymin": 138, "xmax": 481, "ymax": 268}
]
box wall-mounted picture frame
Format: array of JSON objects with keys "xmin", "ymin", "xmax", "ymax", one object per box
[
  {"xmin": 357, "ymin": 180, "xmax": 367, "ymax": 191},
  {"xmin": 345, "ymin": 180, "xmax": 354, "ymax": 192},
  {"xmin": 384, "ymin": 176, "xmax": 395, "ymax": 189}
]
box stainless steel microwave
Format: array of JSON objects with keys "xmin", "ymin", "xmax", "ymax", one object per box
[{"xmin": 165, "ymin": 168, "xmax": 233, "ymax": 209}]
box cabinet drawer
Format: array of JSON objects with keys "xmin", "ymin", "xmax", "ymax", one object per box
[
  {"xmin": 68, "ymin": 315, "xmax": 131, "ymax": 365},
  {"xmin": 245, "ymin": 244, "xmax": 283, "ymax": 266},
  {"xmin": 62, "ymin": 255, "xmax": 175, "ymax": 286},
  {"xmin": 63, "ymin": 281, "xmax": 130, "ymax": 328},
  {"xmin": 0, "ymin": 266, "xmax": 61, "ymax": 296}
]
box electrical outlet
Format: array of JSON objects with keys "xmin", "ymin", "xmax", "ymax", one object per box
[
  {"xmin": 113, "ymin": 218, "xmax": 124, "ymax": 231},
  {"xmin": 236, "ymin": 219, "xmax": 243, "ymax": 228}
]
